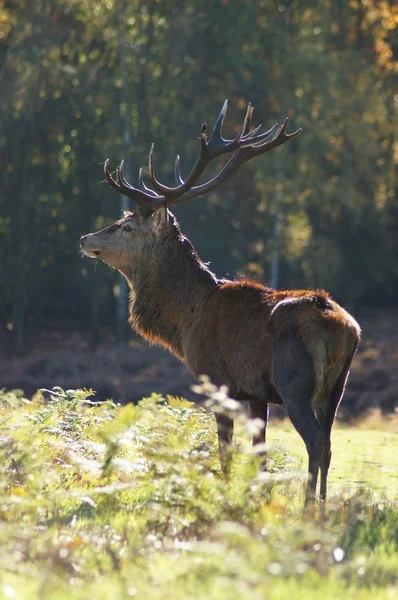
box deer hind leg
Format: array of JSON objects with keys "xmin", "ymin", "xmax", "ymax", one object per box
[
  {"xmin": 272, "ymin": 334, "xmax": 324, "ymax": 506},
  {"xmin": 317, "ymin": 359, "xmax": 354, "ymax": 502},
  {"xmin": 215, "ymin": 412, "xmax": 234, "ymax": 476},
  {"xmin": 285, "ymin": 395, "xmax": 324, "ymax": 506}
]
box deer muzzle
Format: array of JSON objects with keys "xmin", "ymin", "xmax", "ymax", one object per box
[{"xmin": 80, "ymin": 234, "xmax": 101, "ymax": 258}]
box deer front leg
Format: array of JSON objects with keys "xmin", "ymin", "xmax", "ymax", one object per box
[
  {"xmin": 249, "ymin": 401, "xmax": 269, "ymax": 470},
  {"xmin": 215, "ymin": 412, "xmax": 234, "ymax": 476}
]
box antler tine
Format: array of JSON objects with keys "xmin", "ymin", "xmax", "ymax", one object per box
[
  {"xmin": 208, "ymin": 101, "xmax": 255, "ymax": 154},
  {"xmin": 117, "ymin": 160, "xmax": 151, "ymax": 197},
  {"xmin": 147, "ymin": 142, "xmax": 192, "ymax": 196},
  {"xmin": 208, "ymin": 99, "xmax": 228, "ymax": 146},
  {"xmin": 116, "ymin": 160, "xmax": 132, "ymax": 191},
  {"xmin": 288, "ymin": 128, "xmax": 302, "ymax": 140},
  {"xmin": 174, "ymin": 155, "xmax": 184, "ymax": 185},
  {"xmin": 230, "ymin": 102, "xmax": 252, "ymax": 146},
  {"xmin": 243, "ymin": 122, "xmax": 262, "ymax": 140},
  {"xmin": 243, "ymin": 118, "xmax": 301, "ymax": 149},
  {"xmin": 138, "ymin": 167, "xmax": 160, "ymax": 198},
  {"xmin": 240, "ymin": 122, "xmax": 280, "ymax": 148},
  {"xmin": 242, "ymin": 103, "xmax": 254, "ymax": 138},
  {"xmin": 208, "ymin": 101, "xmax": 254, "ymax": 149},
  {"xmin": 147, "ymin": 143, "xmax": 157, "ymax": 188},
  {"xmin": 104, "ymin": 159, "xmax": 123, "ymax": 192},
  {"xmin": 280, "ymin": 117, "xmax": 289, "ymax": 137}
]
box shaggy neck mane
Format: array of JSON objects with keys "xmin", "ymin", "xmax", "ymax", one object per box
[{"xmin": 126, "ymin": 223, "xmax": 219, "ymax": 359}]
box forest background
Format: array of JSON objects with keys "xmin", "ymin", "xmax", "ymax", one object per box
[{"xmin": 0, "ymin": 0, "xmax": 397, "ymax": 408}]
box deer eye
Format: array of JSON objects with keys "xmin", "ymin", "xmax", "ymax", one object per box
[{"xmin": 123, "ymin": 224, "xmax": 133, "ymax": 233}]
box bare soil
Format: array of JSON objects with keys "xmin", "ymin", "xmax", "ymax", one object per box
[{"xmin": 1, "ymin": 309, "xmax": 397, "ymax": 417}]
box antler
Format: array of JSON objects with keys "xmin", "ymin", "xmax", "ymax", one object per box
[{"xmin": 104, "ymin": 100, "xmax": 301, "ymax": 213}]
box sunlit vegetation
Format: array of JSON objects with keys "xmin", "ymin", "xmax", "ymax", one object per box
[{"xmin": 1, "ymin": 387, "xmax": 397, "ymax": 599}]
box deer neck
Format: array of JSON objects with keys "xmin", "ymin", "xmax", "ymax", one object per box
[{"xmin": 124, "ymin": 233, "xmax": 218, "ymax": 359}]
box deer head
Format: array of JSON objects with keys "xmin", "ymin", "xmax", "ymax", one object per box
[{"xmin": 80, "ymin": 208, "xmax": 175, "ymax": 278}]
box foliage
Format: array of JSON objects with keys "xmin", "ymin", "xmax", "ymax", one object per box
[
  {"xmin": 0, "ymin": 387, "xmax": 398, "ymax": 598},
  {"xmin": 0, "ymin": 1, "xmax": 397, "ymax": 350}
]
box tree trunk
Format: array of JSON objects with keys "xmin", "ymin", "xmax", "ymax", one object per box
[
  {"xmin": 269, "ymin": 0, "xmax": 292, "ymax": 289},
  {"xmin": 116, "ymin": 0, "xmax": 134, "ymax": 342}
]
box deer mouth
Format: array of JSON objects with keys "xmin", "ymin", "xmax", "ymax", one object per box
[{"xmin": 83, "ymin": 248, "xmax": 101, "ymax": 258}]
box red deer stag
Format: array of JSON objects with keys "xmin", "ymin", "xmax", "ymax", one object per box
[{"xmin": 81, "ymin": 101, "xmax": 361, "ymax": 504}]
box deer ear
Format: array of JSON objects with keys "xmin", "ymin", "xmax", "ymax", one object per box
[{"xmin": 151, "ymin": 206, "xmax": 169, "ymax": 232}]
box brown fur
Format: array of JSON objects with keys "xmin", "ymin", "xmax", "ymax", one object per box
[{"xmin": 81, "ymin": 208, "xmax": 361, "ymax": 505}]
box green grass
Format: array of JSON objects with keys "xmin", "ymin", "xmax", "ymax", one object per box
[
  {"xmin": 0, "ymin": 387, "xmax": 397, "ymax": 599},
  {"xmin": 268, "ymin": 421, "xmax": 398, "ymax": 499}
]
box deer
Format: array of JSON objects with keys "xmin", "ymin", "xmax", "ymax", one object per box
[{"xmin": 80, "ymin": 100, "xmax": 361, "ymax": 505}]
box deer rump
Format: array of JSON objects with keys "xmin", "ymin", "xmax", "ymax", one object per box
[{"xmin": 180, "ymin": 281, "xmax": 360, "ymax": 409}]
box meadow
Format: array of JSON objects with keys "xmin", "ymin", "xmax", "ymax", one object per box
[{"xmin": 0, "ymin": 386, "xmax": 397, "ymax": 600}]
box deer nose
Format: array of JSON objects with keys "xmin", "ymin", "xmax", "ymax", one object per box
[{"xmin": 80, "ymin": 235, "xmax": 87, "ymax": 246}]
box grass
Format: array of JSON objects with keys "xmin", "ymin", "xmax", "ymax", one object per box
[
  {"xmin": 268, "ymin": 420, "xmax": 398, "ymax": 499},
  {"xmin": 0, "ymin": 386, "xmax": 398, "ymax": 599}
]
